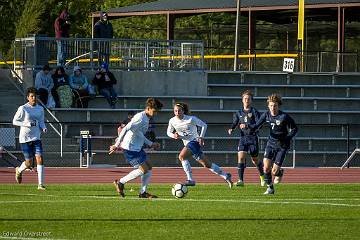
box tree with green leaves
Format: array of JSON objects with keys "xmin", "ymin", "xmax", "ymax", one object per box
[{"xmin": 0, "ymin": 0, "xmax": 26, "ymax": 56}]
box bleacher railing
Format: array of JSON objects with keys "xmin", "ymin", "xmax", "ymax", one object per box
[
  {"xmin": 2, "ymin": 122, "xmax": 359, "ymax": 168},
  {"xmin": 13, "ymin": 36, "xmax": 204, "ymax": 71},
  {"xmin": 0, "ymin": 55, "xmax": 64, "ymax": 157}
]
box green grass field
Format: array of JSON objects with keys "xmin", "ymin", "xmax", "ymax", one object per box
[{"xmin": 0, "ymin": 183, "xmax": 359, "ymax": 240}]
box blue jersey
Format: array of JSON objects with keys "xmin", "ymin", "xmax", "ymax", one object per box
[
  {"xmin": 251, "ymin": 110, "xmax": 298, "ymax": 148},
  {"xmin": 230, "ymin": 107, "xmax": 260, "ymax": 137}
]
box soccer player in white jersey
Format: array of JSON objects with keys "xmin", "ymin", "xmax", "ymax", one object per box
[
  {"xmin": 13, "ymin": 87, "xmax": 47, "ymax": 190},
  {"xmin": 110, "ymin": 98, "xmax": 163, "ymax": 198},
  {"xmin": 167, "ymin": 103, "xmax": 233, "ymax": 188}
]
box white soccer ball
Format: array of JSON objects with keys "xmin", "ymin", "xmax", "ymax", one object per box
[{"xmin": 171, "ymin": 183, "xmax": 188, "ymax": 198}]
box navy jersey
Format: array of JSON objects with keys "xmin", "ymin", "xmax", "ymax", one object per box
[
  {"xmin": 230, "ymin": 107, "xmax": 260, "ymax": 136},
  {"xmin": 251, "ymin": 110, "xmax": 298, "ymax": 148}
]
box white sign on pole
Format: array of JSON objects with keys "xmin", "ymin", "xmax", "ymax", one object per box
[{"xmin": 283, "ymin": 58, "xmax": 295, "ymax": 72}]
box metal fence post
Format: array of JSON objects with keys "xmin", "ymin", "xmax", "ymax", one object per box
[{"xmin": 292, "ymin": 137, "xmax": 296, "ymax": 168}]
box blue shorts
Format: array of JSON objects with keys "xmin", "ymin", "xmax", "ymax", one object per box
[
  {"xmin": 124, "ymin": 149, "xmax": 147, "ymax": 168},
  {"xmin": 263, "ymin": 143, "xmax": 289, "ymax": 166},
  {"xmin": 237, "ymin": 135, "xmax": 259, "ymax": 157},
  {"xmin": 20, "ymin": 140, "xmax": 43, "ymax": 160},
  {"xmin": 186, "ymin": 141, "xmax": 204, "ymax": 161}
]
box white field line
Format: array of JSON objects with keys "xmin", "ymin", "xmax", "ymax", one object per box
[
  {"xmin": 0, "ymin": 194, "xmax": 360, "ymax": 207},
  {"xmin": 0, "ymin": 193, "xmax": 359, "ymax": 202}
]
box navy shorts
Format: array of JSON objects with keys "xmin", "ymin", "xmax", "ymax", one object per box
[
  {"xmin": 237, "ymin": 135, "xmax": 259, "ymax": 157},
  {"xmin": 124, "ymin": 149, "xmax": 147, "ymax": 168},
  {"xmin": 186, "ymin": 141, "xmax": 204, "ymax": 161},
  {"xmin": 20, "ymin": 140, "xmax": 43, "ymax": 160},
  {"xmin": 263, "ymin": 143, "xmax": 289, "ymax": 166}
]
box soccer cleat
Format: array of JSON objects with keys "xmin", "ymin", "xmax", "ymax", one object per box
[
  {"xmin": 274, "ymin": 169, "xmax": 284, "ymax": 184},
  {"xmin": 183, "ymin": 180, "xmax": 196, "ymax": 186},
  {"xmin": 113, "ymin": 179, "xmax": 125, "ymax": 198},
  {"xmin": 15, "ymin": 167, "xmax": 22, "ymax": 184},
  {"xmin": 236, "ymin": 180, "xmax": 244, "ymax": 187},
  {"xmin": 225, "ymin": 173, "xmax": 233, "ymax": 189},
  {"xmin": 260, "ymin": 175, "xmax": 266, "ymax": 187},
  {"xmin": 37, "ymin": 184, "xmax": 46, "ymax": 190},
  {"xmin": 263, "ymin": 186, "xmax": 275, "ymax": 195},
  {"xmin": 138, "ymin": 192, "xmax": 158, "ymax": 199}
]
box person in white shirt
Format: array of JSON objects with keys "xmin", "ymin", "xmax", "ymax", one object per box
[
  {"xmin": 167, "ymin": 102, "xmax": 233, "ymax": 188},
  {"xmin": 109, "ymin": 98, "xmax": 163, "ymax": 198},
  {"xmin": 13, "ymin": 87, "xmax": 47, "ymax": 190}
]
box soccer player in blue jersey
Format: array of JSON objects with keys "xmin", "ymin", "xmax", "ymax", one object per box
[
  {"xmin": 109, "ymin": 98, "xmax": 163, "ymax": 198},
  {"xmin": 228, "ymin": 90, "xmax": 265, "ymax": 187},
  {"xmin": 243, "ymin": 93, "xmax": 298, "ymax": 195},
  {"xmin": 167, "ymin": 102, "xmax": 233, "ymax": 188},
  {"xmin": 13, "ymin": 87, "xmax": 47, "ymax": 190}
]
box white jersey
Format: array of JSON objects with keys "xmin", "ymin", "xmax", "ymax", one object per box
[
  {"xmin": 115, "ymin": 111, "xmax": 152, "ymax": 152},
  {"xmin": 13, "ymin": 103, "xmax": 46, "ymax": 143},
  {"xmin": 167, "ymin": 115, "xmax": 207, "ymax": 146}
]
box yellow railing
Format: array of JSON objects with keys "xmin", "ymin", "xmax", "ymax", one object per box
[{"xmin": 1, "ymin": 53, "xmax": 298, "ymax": 65}]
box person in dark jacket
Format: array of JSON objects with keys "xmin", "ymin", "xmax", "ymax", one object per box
[
  {"xmin": 93, "ymin": 12, "xmax": 113, "ymax": 65},
  {"xmin": 51, "ymin": 66, "xmax": 70, "ymax": 108},
  {"xmin": 92, "ymin": 62, "xmax": 117, "ymax": 109},
  {"xmin": 54, "ymin": 10, "xmax": 70, "ymax": 66}
]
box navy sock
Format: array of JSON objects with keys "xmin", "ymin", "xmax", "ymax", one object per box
[
  {"xmin": 257, "ymin": 161, "xmax": 264, "ymax": 176},
  {"xmin": 264, "ymin": 172, "xmax": 273, "ymax": 186},
  {"xmin": 275, "ymin": 168, "xmax": 284, "ymax": 177},
  {"xmin": 237, "ymin": 163, "xmax": 245, "ymax": 181}
]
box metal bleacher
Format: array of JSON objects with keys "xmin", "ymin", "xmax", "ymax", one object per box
[
  {"xmin": 2, "ymin": 68, "xmax": 360, "ymax": 167},
  {"xmin": 44, "ymin": 71, "xmax": 360, "ymax": 168}
]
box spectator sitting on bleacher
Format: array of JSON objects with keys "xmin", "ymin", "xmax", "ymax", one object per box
[
  {"xmin": 51, "ymin": 66, "xmax": 70, "ymax": 108},
  {"xmin": 69, "ymin": 66, "xmax": 89, "ymax": 108},
  {"xmin": 35, "ymin": 65, "xmax": 54, "ymax": 107},
  {"xmin": 92, "ymin": 62, "xmax": 117, "ymax": 109}
]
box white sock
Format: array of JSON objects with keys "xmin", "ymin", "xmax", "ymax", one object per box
[
  {"xmin": 18, "ymin": 161, "xmax": 27, "ymax": 173},
  {"xmin": 37, "ymin": 165, "xmax": 44, "ymax": 185},
  {"xmin": 181, "ymin": 160, "xmax": 193, "ymax": 181},
  {"xmin": 120, "ymin": 169, "xmax": 144, "ymax": 184},
  {"xmin": 140, "ymin": 171, "xmax": 152, "ymax": 194},
  {"xmin": 209, "ymin": 163, "xmax": 227, "ymax": 180}
]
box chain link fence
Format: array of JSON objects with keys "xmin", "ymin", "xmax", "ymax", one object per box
[
  {"xmin": 203, "ymin": 47, "xmax": 359, "ymax": 72},
  {"xmin": 2, "ymin": 122, "xmax": 360, "ymax": 168}
]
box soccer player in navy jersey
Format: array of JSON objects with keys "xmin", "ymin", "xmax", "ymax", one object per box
[
  {"xmin": 242, "ymin": 93, "xmax": 298, "ymax": 195},
  {"xmin": 228, "ymin": 90, "xmax": 265, "ymax": 187}
]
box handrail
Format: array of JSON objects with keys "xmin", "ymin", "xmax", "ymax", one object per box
[
  {"xmin": 0, "ymin": 54, "xmax": 63, "ymax": 157},
  {"xmin": 0, "ymin": 55, "xmax": 25, "ymax": 96},
  {"xmin": 13, "ymin": 36, "xmax": 204, "ymax": 71}
]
